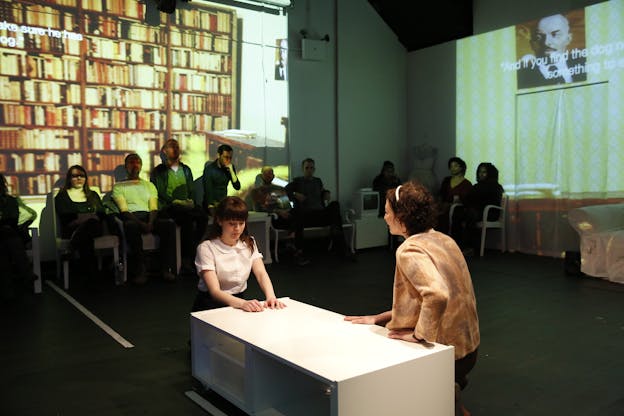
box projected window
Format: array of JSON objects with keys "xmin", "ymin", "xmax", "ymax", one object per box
[
  {"xmin": 457, "ymin": 2, "xmax": 624, "ymax": 199},
  {"xmin": 0, "ymin": 0, "xmax": 289, "ymax": 197}
]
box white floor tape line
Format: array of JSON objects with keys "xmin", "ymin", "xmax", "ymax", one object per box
[
  {"xmin": 46, "ymin": 280, "xmax": 134, "ymax": 349},
  {"xmin": 185, "ymin": 391, "xmax": 228, "ymax": 416}
]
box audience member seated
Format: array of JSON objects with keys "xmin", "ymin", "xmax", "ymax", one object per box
[
  {"xmin": 438, "ymin": 156, "xmax": 472, "ymax": 235},
  {"xmin": 0, "ymin": 173, "xmax": 38, "ymax": 301},
  {"xmin": 151, "ymin": 139, "xmax": 208, "ymax": 274},
  {"xmin": 112, "ymin": 153, "xmax": 170, "ymax": 284},
  {"xmin": 55, "ymin": 165, "xmax": 110, "ymax": 277},
  {"xmin": 285, "ymin": 158, "xmax": 354, "ymax": 260},
  {"xmin": 251, "ymin": 166, "xmax": 309, "ymax": 266},
  {"xmin": 202, "ymin": 144, "xmax": 241, "ymax": 215},
  {"xmin": 372, "ymin": 160, "xmax": 402, "ymax": 218},
  {"xmin": 461, "ymin": 162, "xmax": 505, "ymax": 255}
]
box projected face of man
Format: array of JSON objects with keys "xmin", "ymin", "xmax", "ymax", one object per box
[{"xmin": 532, "ymin": 14, "xmax": 571, "ymax": 59}]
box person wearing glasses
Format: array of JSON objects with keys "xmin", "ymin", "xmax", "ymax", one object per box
[
  {"xmin": 344, "ymin": 181, "xmax": 479, "ymax": 416},
  {"xmin": 54, "ymin": 165, "xmax": 107, "ymax": 277}
]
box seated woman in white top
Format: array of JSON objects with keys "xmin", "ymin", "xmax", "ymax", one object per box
[{"xmin": 191, "ymin": 196, "xmax": 286, "ymax": 312}]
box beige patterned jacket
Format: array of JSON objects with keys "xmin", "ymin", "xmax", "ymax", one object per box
[{"xmin": 386, "ymin": 229, "xmax": 480, "ymax": 359}]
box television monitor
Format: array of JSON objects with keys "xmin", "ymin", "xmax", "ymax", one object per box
[{"xmin": 352, "ymin": 188, "xmax": 380, "ymax": 218}]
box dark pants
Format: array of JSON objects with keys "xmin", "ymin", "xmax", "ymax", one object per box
[
  {"xmin": 157, "ymin": 204, "xmax": 208, "ymax": 265},
  {"xmin": 271, "ymin": 212, "xmax": 305, "ymax": 250},
  {"xmin": 455, "ymin": 347, "xmax": 478, "ymax": 390},
  {"xmin": 0, "ymin": 225, "xmax": 35, "ymax": 298},
  {"xmin": 191, "ymin": 290, "xmax": 245, "ymax": 312},
  {"xmin": 120, "ymin": 212, "xmax": 150, "ymax": 276},
  {"xmin": 66, "ymin": 218, "xmax": 103, "ymax": 271},
  {"xmin": 297, "ymin": 202, "xmax": 348, "ymax": 254}
]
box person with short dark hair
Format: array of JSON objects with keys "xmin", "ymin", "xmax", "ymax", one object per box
[
  {"xmin": 461, "ymin": 162, "xmax": 505, "ymax": 255},
  {"xmin": 285, "ymin": 158, "xmax": 353, "ymax": 260},
  {"xmin": 438, "ymin": 156, "xmax": 472, "ymax": 235},
  {"xmin": 151, "ymin": 139, "xmax": 208, "ymax": 274},
  {"xmin": 202, "ymin": 144, "xmax": 241, "ymax": 213},
  {"xmin": 191, "ymin": 196, "xmax": 285, "ymax": 312},
  {"xmin": 372, "ymin": 160, "xmax": 402, "ymax": 218},
  {"xmin": 517, "ymin": 13, "xmax": 587, "ymax": 88},
  {"xmin": 112, "ymin": 153, "xmax": 161, "ymax": 284},
  {"xmin": 344, "ymin": 181, "xmax": 479, "ymax": 416}
]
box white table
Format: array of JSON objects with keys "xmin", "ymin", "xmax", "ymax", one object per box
[{"xmin": 191, "ymin": 298, "xmax": 454, "ymax": 416}]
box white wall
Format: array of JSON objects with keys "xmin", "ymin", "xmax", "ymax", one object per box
[{"xmin": 288, "ymin": 0, "xmax": 407, "ymax": 208}]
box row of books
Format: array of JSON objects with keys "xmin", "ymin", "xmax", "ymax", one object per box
[
  {"xmin": 171, "ymin": 113, "xmax": 222, "ymax": 132},
  {"xmin": 171, "ymin": 93, "xmax": 233, "ymax": 114},
  {"xmin": 22, "ymin": 5, "xmax": 76, "ymax": 29},
  {"xmin": 88, "ymin": 38, "xmax": 166, "ymax": 64},
  {"xmin": 23, "ymin": 80, "xmax": 81, "ymax": 104},
  {"xmin": 171, "ymin": 49, "xmax": 231, "ymax": 72},
  {"xmin": 86, "ymin": 153, "xmax": 127, "ymax": 172},
  {"xmin": 0, "ymin": 128, "xmax": 80, "ymax": 149},
  {"xmin": 86, "ymin": 108, "xmax": 165, "ymax": 130},
  {"xmin": 3, "ymin": 173, "xmax": 63, "ymax": 196},
  {"xmin": 0, "ymin": 76, "xmax": 21, "ymax": 100},
  {"xmin": 172, "ymin": 71, "xmax": 232, "ymax": 93},
  {"xmin": 1, "ymin": 104, "xmax": 81, "ymax": 127},
  {"xmin": 85, "ymin": 86, "xmax": 166, "ymax": 109},
  {"xmin": 89, "ymin": 131, "xmax": 162, "ymax": 151},
  {"xmin": 0, "ymin": 151, "xmax": 82, "ymax": 172},
  {"xmin": 86, "ymin": 61, "xmax": 167, "ymax": 88},
  {"xmin": 174, "ymin": 10, "xmax": 233, "ymax": 34},
  {"xmin": 0, "ymin": 52, "xmax": 82, "ymax": 80},
  {"xmin": 22, "ymin": 32, "xmax": 81, "ymax": 55},
  {"xmin": 82, "ymin": 0, "xmax": 144, "ymax": 19},
  {"xmin": 88, "ymin": 174, "xmax": 117, "ymax": 194}
]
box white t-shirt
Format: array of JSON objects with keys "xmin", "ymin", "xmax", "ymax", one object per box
[{"xmin": 195, "ymin": 237, "xmax": 263, "ymax": 294}]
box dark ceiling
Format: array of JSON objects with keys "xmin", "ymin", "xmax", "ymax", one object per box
[{"xmin": 368, "ymin": 0, "xmax": 473, "ymax": 52}]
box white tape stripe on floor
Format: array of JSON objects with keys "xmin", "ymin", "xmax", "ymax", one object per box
[
  {"xmin": 46, "ymin": 280, "xmax": 134, "ymax": 349},
  {"xmin": 184, "ymin": 391, "xmax": 227, "ymax": 416}
]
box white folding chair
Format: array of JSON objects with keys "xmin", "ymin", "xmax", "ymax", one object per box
[{"xmin": 476, "ymin": 194, "xmax": 508, "ymax": 257}]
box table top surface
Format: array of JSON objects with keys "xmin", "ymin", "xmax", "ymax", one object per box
[{"xmin": 191, "ymin": 298, "xmax": 453, "ymax": 382}]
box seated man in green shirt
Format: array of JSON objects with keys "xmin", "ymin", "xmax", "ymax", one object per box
[
  {"xmin": 202, "ymin": 144, "xmax": 241, "ymax": 214},
  {"xmin": 151, "ymin": 139, "xmax": 208, "ymax": 274}
]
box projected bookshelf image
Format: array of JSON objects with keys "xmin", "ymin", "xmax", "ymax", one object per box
[{"xmin": 0, "ymin": 0, "xmax": 288, "ymax": 196}]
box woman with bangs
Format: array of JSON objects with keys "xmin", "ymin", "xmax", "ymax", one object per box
[{"xmin": 191, "ymin": 196, "xmax": 285, "ymax": 312}]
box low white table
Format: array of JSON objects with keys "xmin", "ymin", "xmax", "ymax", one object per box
[{"xmin": 191, "ymin": 298, "xmax": 454, "ymax": 416}]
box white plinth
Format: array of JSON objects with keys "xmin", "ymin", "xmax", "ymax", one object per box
[{"xmin": 191, "ymin": 298, "xmax": 454, "ymax": 416}]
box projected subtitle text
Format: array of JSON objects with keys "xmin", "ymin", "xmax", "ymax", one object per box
[
  {"xmin": 500, "ymin": 41, "xmax": 624, "ymax": 75},
  {"xmin": 0, "ymin": 20, "xmax": 83, "ymax": 49}
]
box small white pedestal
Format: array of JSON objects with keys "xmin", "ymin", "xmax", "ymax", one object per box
[
  {"xmin": 354, "ymin": 216, "xmax": 388, "ymax": 249},
  {"xmin": 191, "ymin": 298, "xmax": 454, "ymax": 416}
]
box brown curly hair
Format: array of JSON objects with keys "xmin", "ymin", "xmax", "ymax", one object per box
[{"xmin": 386, "ymin": 181, "xmax": 438, "ymax": 236}]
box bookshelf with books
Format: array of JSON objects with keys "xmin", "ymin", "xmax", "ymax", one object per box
[
  {"xmin": 1, "ymin": 0, "xmax": 240, "ymax": 196},
  {"xmin": 166, "ymin": 5, "xmax": 237, "ymax": 166},
  {"xmin": 0, "ymin": 0, "xmax": 83, "ymax": 195}
]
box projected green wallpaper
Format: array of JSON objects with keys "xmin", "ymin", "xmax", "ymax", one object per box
[{"xmin": 457, "ymin": 0, "xmax": 624, "ymax": 198}]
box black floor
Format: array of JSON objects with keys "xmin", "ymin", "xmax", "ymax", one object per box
[{"xmin": 2, "ymin": 246, "xmax": 623, "ymax": 415}]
